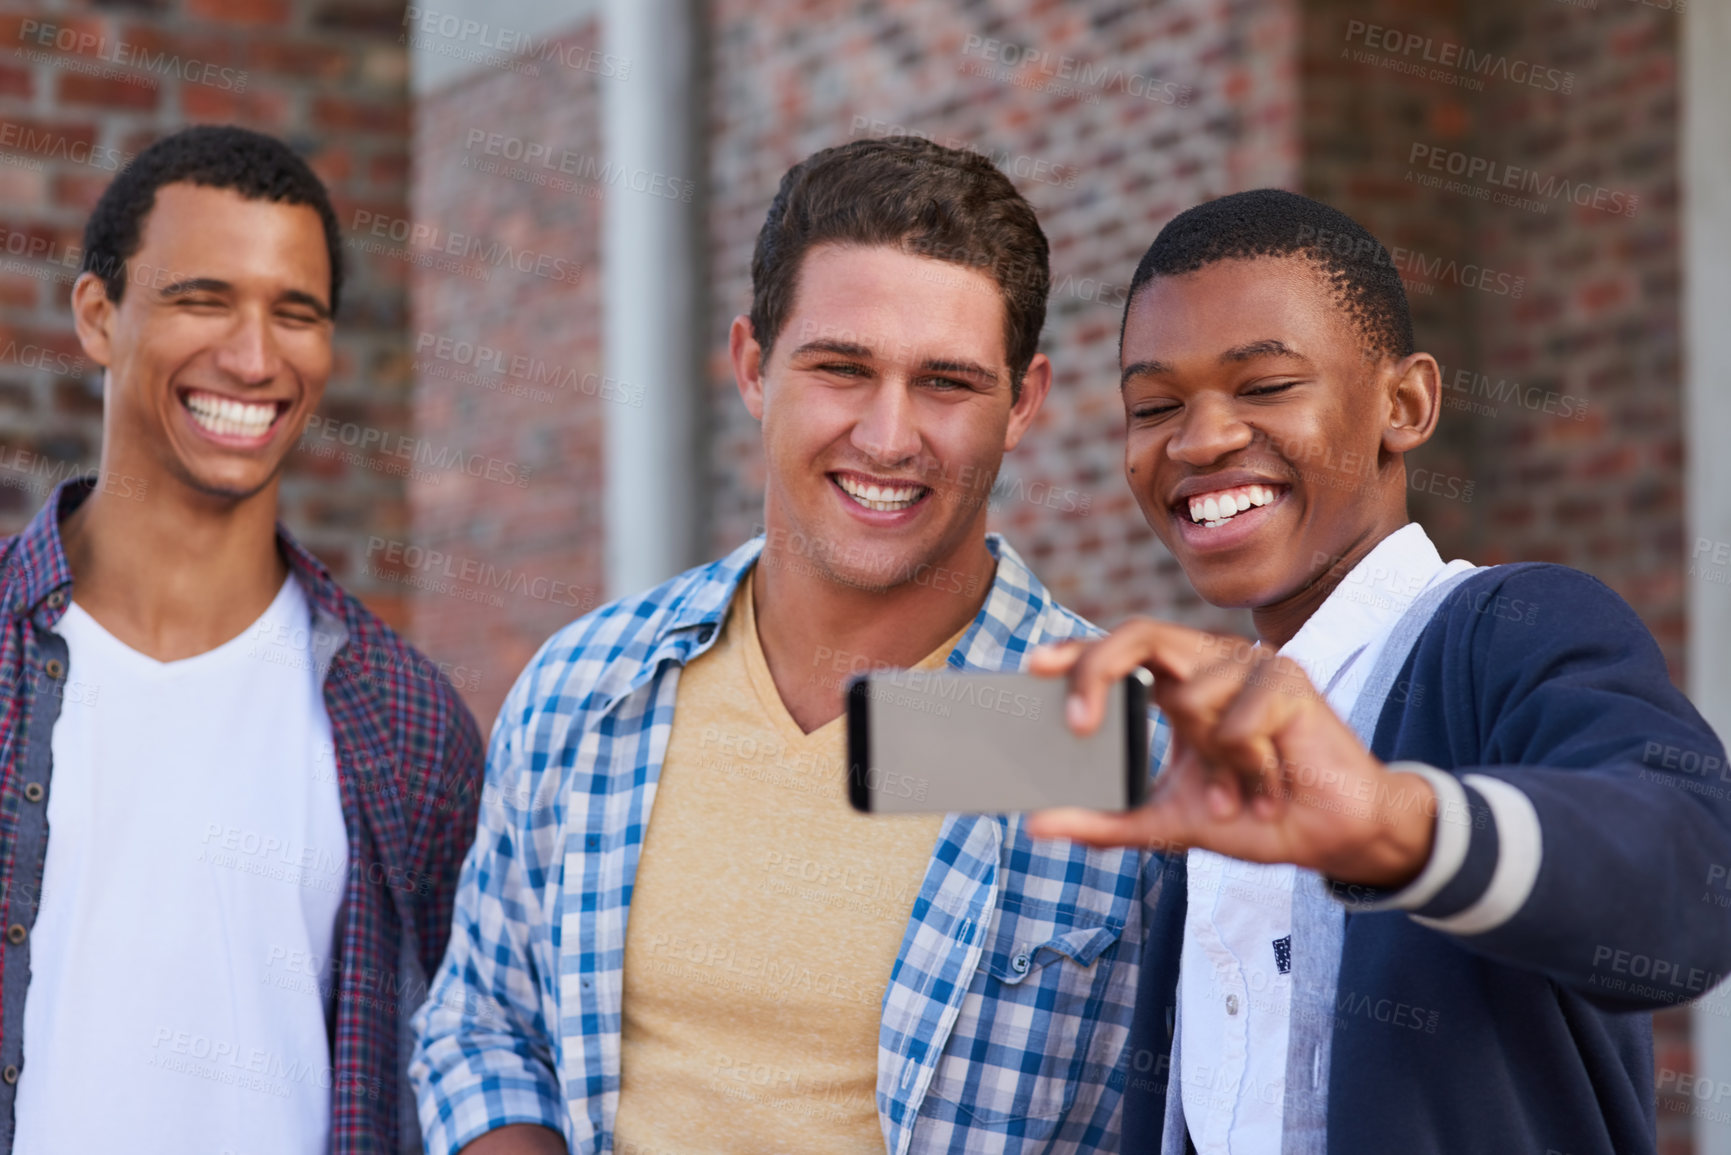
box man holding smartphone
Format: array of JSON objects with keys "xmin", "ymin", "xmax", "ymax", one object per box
[
  {"xmin": 413, "ymin": 136, "xmax": 1165, "ymax": 1154},
  {"xmin": 0, "ymin": 126, "xmax": 484, "ymax": 1155},
  {"xmin": 1029, "ymin": 189, "xmax": 1731, "ymax": 1154}
]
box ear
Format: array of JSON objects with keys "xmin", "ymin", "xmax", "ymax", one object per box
[
  {"xmin": 1003, "ymin": 351, "xmax": 1053, "ymax": 452},
  {"xmin": 1382, "ymin": 352, "xmax": 1440, "ymax": 455},
  {"xmin": 70, "ymin": 272, "xmax": 115, "ymax": 369},
  {"xmin": 730, "ymin": 314, "xmax": 765, "ymax": 421}
]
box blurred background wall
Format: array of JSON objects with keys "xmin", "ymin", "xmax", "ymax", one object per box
[{"xmin": 0, "ymin": 0, "xmax": 1719, "ymax": 1148}]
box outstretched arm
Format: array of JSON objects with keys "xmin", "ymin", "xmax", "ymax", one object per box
[{"xmin": 1027, "ymin": 569, "xmax": 1731, "ymax": 1012}]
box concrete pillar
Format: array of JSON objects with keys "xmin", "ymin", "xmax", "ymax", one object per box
[
  {"xmin": 1684, "ymin": 3, "xmax": 1731, "ymax": 1149},
  {"xmin": 601, "ymin": 0, "xmax": 705, "ymax": 595}
]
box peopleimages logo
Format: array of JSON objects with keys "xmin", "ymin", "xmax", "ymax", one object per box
[
  {"xmin": 1295, "ymin": 224, "xmax": 1526, "ymax": 299},
  {"xmin": 958, "ymin": 36, "xmax": 1192, "ymax": 106},
  {"xmin": 1341, "ymin": 20, "xmax": 1573, "ymax": 93},
  {"xmin": 16, "ymin": 19, "xmax": 249, "ymax": 92},
  {"xmin": 413, "ymin": 331, "xmax": 645, "ymax": 406},
  {"xmin": 401, "ymin": 7, "xmax": 630, "ymax": 79},
  {"xmin": 0, "ymin": 339, "xmax": 86, "ymax": 378},
  {"xmin": 348, "ymin": 210, "xmax": 584, "ymax": 284},
  {"xmin": 1434, "ymin": 362, "xmax": 1588, "ymax": 422},
  {"xmin": 1407, "ymin": 144, "xmax": 1638, "ymax": 217},
  {"xmin": 363, "ymin": 537, "xmax": 596, "ymax": 611},
  {"xmin": 300, "ymin": 414, "xmax": 532, "ymax": 488},
  {"xmin": 462, "ymin": 130, "xmax": 696, "ymax": 202},
  {"xmin": 0, "ymin": 122, "xmax": 133, "ymax": 172}
]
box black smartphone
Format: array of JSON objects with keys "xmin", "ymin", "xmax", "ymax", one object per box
[{"xmin": 846, "ymin": 668, "xmax": 1152, "ymax": 814}]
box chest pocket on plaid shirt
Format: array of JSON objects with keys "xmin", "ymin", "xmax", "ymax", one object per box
[{"xmin": 921, "ymin": 912, "xmax": 1124, "ymax": 1128}]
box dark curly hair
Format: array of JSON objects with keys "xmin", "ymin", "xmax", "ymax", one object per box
[
  {"xmin": 81, "ymin": 124, "xmax": 343, "ymax": 314},
  {"xmin": 749, "ymin": 135, "xmax": 1049, "ymax": 396},
  {"xmin": 1125, "ymin": 189, "xmax": 1414, "ymax": 361}
]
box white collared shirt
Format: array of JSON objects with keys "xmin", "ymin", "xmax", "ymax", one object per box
[{"xmin": 1179, "ymin": 523, "xmax": 1475, "ymax": 1153}]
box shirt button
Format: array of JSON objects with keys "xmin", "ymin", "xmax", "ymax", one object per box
[
  {"xmin": 1, "ymin": 1065, "xmax": 15, "ymax": 1084},
  {"xmin": 43, "ymin": 659, "xmax": 64, "ymax": 680},
  {"xmin": 697, "ymin": 625, "xmax": 715, "ymax": 644},
  {"xmin": 22, "ymin": 783, "xmax": 42, "ymax": 804},
  {"xmin": 5, "ymin": 925, "xmax": 25, "ymax": 946},
  {"xmin": 44, "ymin": 591, "xmax": 64, "ymax": 610},
  {"xmin": 1226, "ymin": 994, "xmax": 1240, "ymax": 1015},
  {"xmin": 1011, "ymin": 952, "xmax": 1031, "ymax": 975}
]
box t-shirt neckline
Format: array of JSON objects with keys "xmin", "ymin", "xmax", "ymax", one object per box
[
  {"xmin": 61, "ymin": 574, "xmax": 304, "ymax": 677},
  {"xmin": 734, "ymin": 569, "xmax": 969, "ymax": 744}
]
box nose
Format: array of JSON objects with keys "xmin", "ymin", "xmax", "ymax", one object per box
[
  {"xmin": 209, "ymin": 309, "xmax": 282, "ymax": 387},
  {"xmin": 1166, "ymin": 394, "xmax": 1252, "ymax": 467},
  {"xmin": 850, "ymin": 378, "xmax": 922, "ymax": 466}
]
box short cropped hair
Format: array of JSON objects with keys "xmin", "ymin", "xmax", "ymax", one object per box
[
  {"xmin": 1125, "ymin": 188, "xmax": 1414, "ymax": 360},
  {"xmin": 82, "ymin": 124, "xmax": 343, "ymax": 314},
  {"xmin": 749, "ymin": 135, "xmax": 1049, "ymax": 393}
]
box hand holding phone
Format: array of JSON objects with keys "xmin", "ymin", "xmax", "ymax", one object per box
[
  {"xmin": 1022, "ymin": 621, "xmax": 1438, "ymax": 890},
  {"xmin": 846, "ymin": 668, "xmax": 1152, "ymax": 814}
]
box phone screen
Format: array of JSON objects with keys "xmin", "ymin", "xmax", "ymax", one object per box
[{"xmin": 847, "ymin": 669, "xmax": 1149, "ymax": 814}]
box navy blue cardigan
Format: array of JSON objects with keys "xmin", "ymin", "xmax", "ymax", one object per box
[{"xmin": 1122, "ymin": 563, "xmax": 1731, "ymax": 1154}]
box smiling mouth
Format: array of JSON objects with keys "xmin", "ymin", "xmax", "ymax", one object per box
[
  {"xmin": 832, "ymin": 472, "xmax": 932, "ymax": 513},
  {"xmin": 180, "ymin": 389, "xmax": 289, "ymax": 440},
  {"xmin": 1180, "ymin": 483, "xmax": 1284, "ymax": 529}
]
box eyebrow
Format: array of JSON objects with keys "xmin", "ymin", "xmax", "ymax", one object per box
[
  {"xmin": 158, "ymin": 276, "xmax": 229, "ymax": 299},
  {"xmin": 1221, "ymin": 339, "xmax": 1307, "ymax": 363},
  {"xmin": 789, "ymin": 338, "xmax": 873, "ymax": 360},
  {"xmin": 158, "ymin": 277, "xmax": 331, "ymax": 321},
  {"xmin": 1120, "ymin": 358, "xmax": 1174, "ymax": 388},
  {"xmin": 1120, "ymin": 339, "xmax": 1312, "ymax": 389},
  {"xmin": 921, "ymin": 357, "xmax": 1000, "ymax": 387},
  {"xmin": 790, "ymin": 340, "xmax": 1000, "ymax": 387}
]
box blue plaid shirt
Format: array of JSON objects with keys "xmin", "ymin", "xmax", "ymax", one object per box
[{"xmin": 412, "ymin": 534, "xmax": 1170, "ymax": 1154}]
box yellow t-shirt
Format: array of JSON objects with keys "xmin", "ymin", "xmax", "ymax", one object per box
[{"xmin": 611, "ymin": 576, "xmax": 959, "ymax": 1155}]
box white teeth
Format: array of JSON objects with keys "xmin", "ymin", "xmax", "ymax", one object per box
[
  {"xmin": 836, "ymin": 474, "xmax": 924, "ymax": 512},
  {"xmin": 183, "ymin": 391, "xmax": 278, "ymax": 438},
  {"xmin": 1186, "ymin": 484, "xmax": 1280, "ymax": 525}
]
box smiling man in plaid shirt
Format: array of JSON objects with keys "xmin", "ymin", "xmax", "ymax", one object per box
[
  {"xmin": 0, "ymin": 126, "xmax": 483, "ymax": 1155},
  {"xmin": 412, "ymin": 137, "xmax": 1169, "ymax": 1154}
]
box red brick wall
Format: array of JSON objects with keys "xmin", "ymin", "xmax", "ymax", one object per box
[
  {"xmin": 0, "ymin": 0, "xmax": 412, "ymax": 624},
  {"xmin": 1300, "ymin": 0, "xmax": 1481, "ymax": 555},
  {"xmin": 1470, "ymin": 2, "xmax": 1683, "ymax": 666},
  {"xmin": 406, "ymin": 15, "xmax": 608, "ymax": 720}
]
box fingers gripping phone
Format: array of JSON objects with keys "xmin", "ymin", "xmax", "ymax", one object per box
[{"xmin": 846, "ymin": 668, "xmax": 1152, "ymax": 814}]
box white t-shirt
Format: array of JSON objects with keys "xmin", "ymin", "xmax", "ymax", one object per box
[
  {"xmin": 1180, "ymin": 524, "xmax": 1475, "ymax": 1153},
  {"xmin": 14, "ymin": 576, "xmax": 349, "ymax": 1155}
]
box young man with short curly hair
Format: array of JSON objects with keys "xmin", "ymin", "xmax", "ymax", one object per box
[{"xmin": 0, "ymin": 125, "xmax": 483, "ymax": 1155}]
